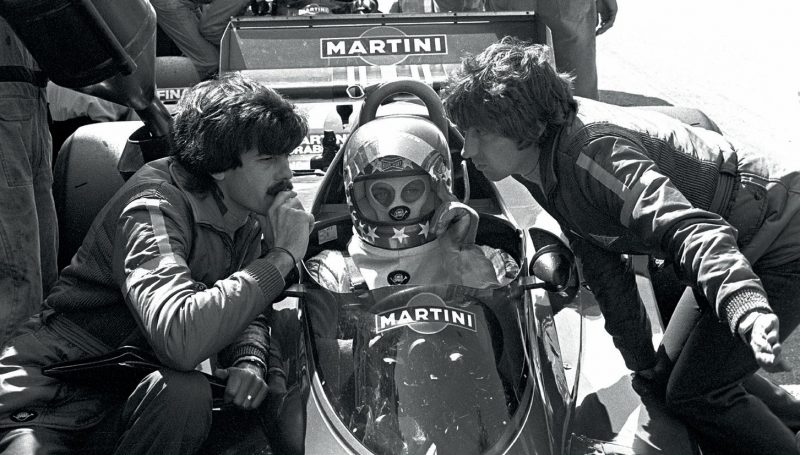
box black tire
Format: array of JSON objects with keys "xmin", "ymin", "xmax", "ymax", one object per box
[{"xmin": 53, "ymin": 121, "xmax": 142, "ymax": 269}]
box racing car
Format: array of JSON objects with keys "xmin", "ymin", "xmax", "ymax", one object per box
[{"xmin": 1, "ymin": 0, "xmax": 705, "ymax": 453}]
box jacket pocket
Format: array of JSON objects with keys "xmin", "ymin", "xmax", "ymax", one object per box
[
  {"xmin": 726, "ymin": 177, "xmax": 768, "ymax": 247},
  {"xmin": 0, "ymin": 98, "xmax": 36, "ymax": 187}
]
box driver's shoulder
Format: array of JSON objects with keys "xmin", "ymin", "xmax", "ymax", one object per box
[{"xmin": 305, "ymin": 249, "xmax": 351, "ymax": 292}]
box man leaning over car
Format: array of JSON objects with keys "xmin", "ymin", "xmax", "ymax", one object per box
[{"xmin": 442, "ymin": 38, "xmax": 800, "ymax": 455}]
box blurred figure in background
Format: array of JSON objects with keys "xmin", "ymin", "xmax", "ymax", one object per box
[
  {"xmin": 0, "ymin": 17, "xmax": 57, "ymax": 345},
  {"xmin": 485, "ymin": 0, "xmax": 617, "ymax": 99},
  {"xmin": 149, "ymin": 0, "xmax": 249, "ymax": 79},
  {"xmin": 47, "ymin": 82, "xmax": 137, "ymax": 158}
]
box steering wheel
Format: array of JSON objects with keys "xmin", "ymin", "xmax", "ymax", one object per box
[{"xmin": 357, "ymin": 79, "xmax": 450, "ymax": 139}]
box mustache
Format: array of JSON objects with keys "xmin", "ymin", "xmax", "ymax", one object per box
[{"xmin": 266, "ymin": 179, "xmax": 293, "ymax": 196}]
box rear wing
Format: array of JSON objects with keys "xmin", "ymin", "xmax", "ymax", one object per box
[{"xmin": 219, "ymin": 12, "xmax": 546, "ymax": 102}]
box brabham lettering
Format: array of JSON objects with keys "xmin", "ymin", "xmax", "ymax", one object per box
[
  {"xmin": 322, "ymin": 35, "xmax": 447, "ymax": 59},
  {"xmin": 293, "ymin": 133, "xmax": 348, "ymax": 155},
  {"xmin": 375, "ymin": 305, "xmax": 476, "ymax": 334}
]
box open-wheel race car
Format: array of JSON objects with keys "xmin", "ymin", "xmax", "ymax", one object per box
[
  {"xmin": 248, "ymin": 79, "xmax": 704, "ymax": 455},
  {"xmin": 0, "ymin": 0, "xmax": 714, "ymax": 453}
]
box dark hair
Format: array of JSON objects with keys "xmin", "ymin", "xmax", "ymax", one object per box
[
  {"xmin": 172, "ymin": 73, "xmax": 308, "ymax": 191},
  {"xmin": 442, "ymin": 37, "xmax": 577, "ymax": 148}
]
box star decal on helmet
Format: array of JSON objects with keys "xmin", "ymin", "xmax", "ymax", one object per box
[
  {"xmin": 365, "ymin": 226, "xmax": 379, "ymax": 242},
  {"xmin": 392, "ymin": 227, "xmax": 409, "ymax": 242},
  {"xmin": 418, "ymin": 221, "xmax": 431, "ymax": 238}
]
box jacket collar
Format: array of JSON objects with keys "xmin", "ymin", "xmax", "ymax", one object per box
[
  {"xmin": 169, "ymin": 160, "xmax": 252, "ymax": 237},
  {"xmin": 513, "ymin": 100, "xmax": 584, "ymax": 201}
]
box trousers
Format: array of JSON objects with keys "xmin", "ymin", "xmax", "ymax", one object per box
[
  {"xmin": 0, "ymin": 19, "xmax": 58, "ymax": 346},
  {"xmin": 0, "ymin": 313, "xmax": 213, "ymax": 454},
  {"xmin": 149, "ymin": 0, "xmax": 249, "ymax": 79},
  {"xmin": 484, "ymin": 0, "xmax": 599, "ymax": 99},
  {"xmin": 663, "ymin": 259, "xmax": 800, "ymax": 455}
]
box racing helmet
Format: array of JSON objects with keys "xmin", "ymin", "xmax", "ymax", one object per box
[{"xmin": 344, "ymin": 115, "xmax": 452, "ymax": 250}]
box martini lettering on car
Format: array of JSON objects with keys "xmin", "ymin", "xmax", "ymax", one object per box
[
  {"xmin": 375, "ymin": 292, "xmax": 477, "ymax": 335},
  {"xmin": 321, "ymin": 27, "xmax": 448, "ymax": 66}
]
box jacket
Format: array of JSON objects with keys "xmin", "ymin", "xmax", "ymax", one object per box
[
  {"xmin": 515, "ymin": 98, "xmax": 800, "ymax": 339},
  {"xmin": 46, "ymin": 157, "xmax": 286, "ymax": 374}
]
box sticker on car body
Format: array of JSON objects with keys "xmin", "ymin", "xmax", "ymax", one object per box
[{"xmin": 321, "ymin": 26, "xmax": 448, "ymax": 66}]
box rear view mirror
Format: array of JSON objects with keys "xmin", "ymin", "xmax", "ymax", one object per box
[
  {"xmin": 528, "ymin": 244, "xmax": 574, "ymax": 292},
  {"xmin": 521, "ymin": 228, "xmax": 576, "ymax": 293}
]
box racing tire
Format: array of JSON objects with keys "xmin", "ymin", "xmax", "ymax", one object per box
[{"xmin": 53, "ymin": 121, "xmax": 142, "ymax": 269}]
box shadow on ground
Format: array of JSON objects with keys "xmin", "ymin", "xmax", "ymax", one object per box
[{"xmin": 599, "ymin": 90, "xmax": 673, "ymax": 107}]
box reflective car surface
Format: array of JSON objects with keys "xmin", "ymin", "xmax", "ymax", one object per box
[{"xmin": 304, "ymin": 283, "xmax": 531, "ymax": 455}]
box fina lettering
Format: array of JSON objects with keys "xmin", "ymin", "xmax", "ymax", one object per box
[
  {"xmin": 157, "ymin": 88, "xmax": 188, "ymax": 103},
  {"xmin": 375, "ymin": 305, "xmax": 476, "ymax": 333}
]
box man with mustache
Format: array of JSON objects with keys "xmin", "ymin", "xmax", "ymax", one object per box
[{"xmin": 0, "ymin": 73, "xmax": 314, "ymax": 454}]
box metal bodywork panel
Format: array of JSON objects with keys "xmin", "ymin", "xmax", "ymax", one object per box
[{"xmin": 220, "ymin": 12, "xmax": 545, "ymax": 103}]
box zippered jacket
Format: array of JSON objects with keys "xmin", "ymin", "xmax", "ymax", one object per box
[
  {"xmin": 515, "ymin": 99, "xmax": 800, "ymax": 368},
  {"xmin": 46, "ymin": 157, "xmax": 287, "ymax": 374}
]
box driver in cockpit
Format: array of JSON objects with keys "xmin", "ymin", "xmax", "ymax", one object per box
[
  {"xmin": 305, "ymin": 115, "xmax": 518, "ymax": 291},
  {"xmin": 304, "ymin": 115, "xmax": 517, "ymax": 454}
]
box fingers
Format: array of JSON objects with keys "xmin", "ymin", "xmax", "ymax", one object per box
[
  {"xmin": 432, "ymin": 202, "xmax": 479, "ymax": 243},
  {"xmin": 222, "ymin": 367, "xmax": 269, "ymax": 410},
  {"xmin": 750, "ymin": 314, "xmax": 790, "ymax": 372},
  {"xmin": 596, "ymin": 12, "xmax": 616, "ymax": 35},
  {"xmin": 756, "ymin": 349, "xmax": 791, "ymax": 373},
  {"xmin": 213, "ymin": 368, "xmax": 229, "ymax": 380},
  {"xmin": 596, "ymin": 20, "xmax": 614, "ymax": 36},
  {"xmin": 271, "ymin": 190, "xmax": 298, "ymax": 207},
  {"xmin": 595, "ymin": 0, "xmax": 617, "ymax": 35}
]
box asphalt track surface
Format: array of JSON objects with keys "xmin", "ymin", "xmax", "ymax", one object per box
[
  {"xmin": 595, "ymin": 0, "xmax": 800, "ymax": 388},
  {"xmin": 293, "ymin": 0, "xmax": 800, "ymax": 389}
]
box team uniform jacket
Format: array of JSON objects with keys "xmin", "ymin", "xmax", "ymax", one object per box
[
  {"xmin": 0, "ymin": 157, "xmax": 287, "ymax": 430},
  {"xmin": 47, "ymin": 156, "xmax": 286, "ymax": 371},
  {"xmin": 514, "ymin": 98, "xmax": 800, "ymax": 369}
]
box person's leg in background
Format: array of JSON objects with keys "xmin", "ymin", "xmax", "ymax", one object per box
[
  {"xmin": 535, "ymin": 0, "xmax": 599, "ymax": 100},
  {"xmin": 32, "ymin": 93, "xmax": 58, "ymax": 297},
  {"xmin": 0, "ymin": 20, "xmax": 56, "ymax": 345},
  {"xmin": 198, "ymin": 0, "xmax": 250, "ymax": 47},
  {"xmin": 665, "ymin": 259, "xmax": 800, "ymax": 455},
  {"xmin": 149, "ymin": 0, "xmax": 220, "ymax": 79}
]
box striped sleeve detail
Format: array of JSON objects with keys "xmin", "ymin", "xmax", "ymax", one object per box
[
  {"xmin": 120, "ymin": 198, "xmax": 184, "ymax": 265},
  {"xmin": 144, "ymin": 199, "xmax": 174, "ymax": 257},
  {"xmin": 577, "ymin": 152, "xmax": 627, "ymax": 197},
  {"xmin": 576, "ymin": 152, "xmax": 657, "ymax": 227},
  {"xmin": 121, "ymin": 198, "xmax": 188, "ymax": 294}
]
